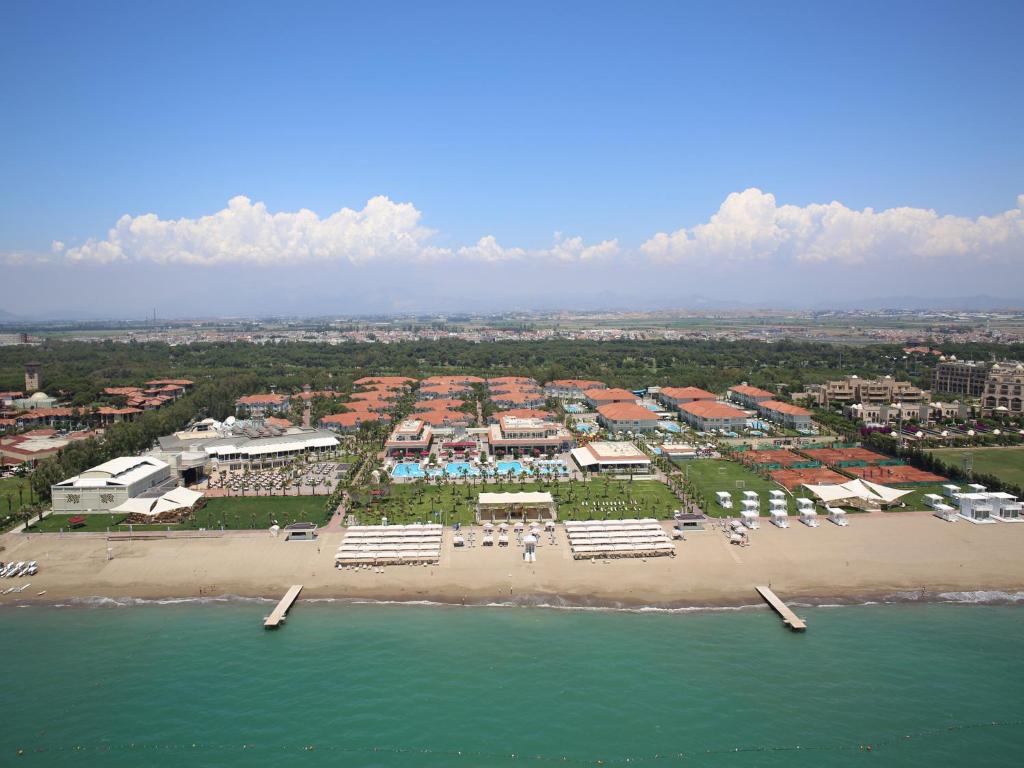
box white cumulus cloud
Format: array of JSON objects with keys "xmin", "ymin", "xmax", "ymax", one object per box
[
  {"xmin": 59, "ymin": 195, "xmax": 618, "ymax": 267},
  {"xmin": 641, "ymin": 188, "xmax": 1024, "ymax": 266}
]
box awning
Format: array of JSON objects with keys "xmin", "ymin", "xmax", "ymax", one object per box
[{"xmin": 803, "ymin": 479, "xmax": 911, "ymax": 506}]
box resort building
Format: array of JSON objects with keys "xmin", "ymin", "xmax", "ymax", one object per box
[
  {"xmin": 488, "ymin": 408, "xmax": 554, "ymax": 423},
  {"xmin": 414, "ymin": 398, "xmax": 465, "ymax": 412},
  {"xmin": 727, "ymin": 384, "xmax": 775, "ymax": 409},
  {"xmin": 807, "ymin": 376, "xmax": 927, "ymax": 407},
  {"xmin": 981, "ymin": 361, "xmax": 1024, "ymax": 415},
  {"xmin": 235, "ymin": 393, "xmax": 290, "ymax": 417},
  {"xmin": 319, "ymin": 411, "xmax": 386, "ymax": 433},
  {"xmin": 487, "ymin": 414, "xmax": 574, "ymax": 456},
  {"xmin": 544, "ymin": 379, "xmax": 605, "ymax": 399},
  {"xmin": 353, "ymin": 376, "xmax": 416, "ymax": 390},
  {"xmin": 584, "ymin": 388, "xmax": 637, "ymax": 409},
  {"xmin": 1, "ymin": 429, "xmax": 93, "ymax": 468},
  {"xmin": 596, "ymin": 402, "xmax": 661, "ymax": 433},
  {"xmin": 570, "ymin": 441, "xmax": 651, "ymax": 474},
  {"xmin": 844, "ymin": 400, "xmax": 969, "ymax": 426},
  {"xmin": 418, "ymin": 381, "xmax": 473, "ymax": 399},
  {"xmin": 932, "ymin": 358, "xmax": 990, "ymax": 397},
  {"xmin": 95, "ymin": 406, "xmax": 144, "ymax": 425},
  {"xmin": 12, "ymin": 407, "xmax": 79, "ymax": 428},
  {"xmin": 677, "ymin": 401, "xmax": 747, "ymax": 432},
  {"xmin": 151, "ymin": 420, "xmax": 339, "ymax": 480},
  {"xmin": 11, "ymin": 391, "xmax": 58, "ymax": 410},
  {"xmin": 384, "ymin": 419, "xmax": 434, "ymax": 457},
  {"xmin": 491, "ymin": 388, "xmax": 546, "ymax": 409},
  {"xmin": 415, "ymin": 408, "xmax": 472, "ymax": 428},
  {"xmin": 657, "ymin": 387, "xmax": 717, "ymax": 411},
  {"xmin": 756, "ymin": 400, "xmax": 813, "ymax": 430},
  {"xmin": 51, "ymin": 456, "xmax": 176, "ymax": 514}
]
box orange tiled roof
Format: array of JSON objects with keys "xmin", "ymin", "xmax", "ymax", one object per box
[
  {"xmin": 661, "ymin": 386, "xmax": 717, "ymax": 400},
  {"xmin": 596, "ymin": 402, "xmax": 659, "ymax": 421}
]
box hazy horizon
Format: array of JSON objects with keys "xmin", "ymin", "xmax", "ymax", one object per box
[{"xmin": 3, "ymin": 1, "xmax": 1022, "ymax": 318}]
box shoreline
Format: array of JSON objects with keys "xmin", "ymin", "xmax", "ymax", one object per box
[
  {"xmin": 5, "ymin": 588, "xmax": 1024, "ymax": 613},
  {"xmin": 3, "ymin": 512, "xmax": 1024, "ymax": 611}
]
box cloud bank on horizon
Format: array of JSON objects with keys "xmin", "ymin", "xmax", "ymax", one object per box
[{"xmin": 40, "ymin": 188, "xmax": 1024, "ymax": 269}]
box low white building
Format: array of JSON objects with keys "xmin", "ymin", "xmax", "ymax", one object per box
[
  {"xmin": 570, "ymin": 441, "xmax": 651, "ymax": 474},
  {"xmin": 51, "ymin": 456, "xmax": 174, "ymax": 514}
]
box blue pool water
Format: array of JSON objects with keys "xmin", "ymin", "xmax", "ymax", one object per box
[
  {"xmin": 659, "ymin": 420, "xmax": 681, "ymax": 432},
  {"xmin": 495, "ymin": 460, "xmax": 527, "ymax": 475},
  {"xmin": 746, "ymin": 419, "xmax": 770, "ymax": 431},
  {"xmin": 575, "ymin": 422, "xmax": 597, "ymax": 433},
  {"xmin": 391, "ymin": 462, "xmax": 425, "ymax": 478},
  {"xmin": 564, "ymin": 403, "xmax": 585, "ymax": 413},
  {"xmin": 643, "ymin": 402, "xmax": 661, "ymax": 412},
  {"xmin": 445, "ymin": 461, "xmax": 480, "ymax": 477}
]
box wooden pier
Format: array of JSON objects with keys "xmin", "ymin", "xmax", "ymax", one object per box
[
  {"xmin": 755, "ymin": 586, "xmax": 807, "ymax": 631},
  {"xmin": 264, "ymin": 585, "xmax": 303, "ymax": 629}
]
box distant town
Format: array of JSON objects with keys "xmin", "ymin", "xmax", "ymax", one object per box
[{"xmin": 2, "ymin": 308, "xmax": 1024, "ymax": 347}]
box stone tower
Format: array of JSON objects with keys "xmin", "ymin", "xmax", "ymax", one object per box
[{"xmin": 24, "ymin": 361, "xmax": 41, "ymax": 393}]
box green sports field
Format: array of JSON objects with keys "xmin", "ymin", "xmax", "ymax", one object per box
[
  {"xmin": 927, "ymin": 447, "xmax": 1024, "ymax": 489},
  {"xmin": 680, "ymin": 459, "xmax": 814, "ymax": 516}
]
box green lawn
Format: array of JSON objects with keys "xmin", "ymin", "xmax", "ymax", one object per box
[
  {"xmin": 885, "ymin": 483, "xmax": 952, "ymax": 512},
  {"xmin": 927, "ymin": 447, "xmax": 1024, "ymax": 489},
  {"xmin": 679, "ymin": 458, "xmax": 813, "ymax": 516},
  {"xmin": 349, "ymin": 478, "xmax": 681, "ymax": 526},
  {"xmin": 0, "ymin": 476, "xmax": 34, "ymax": 529},
  {"xmin": 31, "ymin": 496, "xmax": 334, "ymax": 533},
  {"xmin": 186, "ymin": 496, "xmax": 333, "ymax": 529}
]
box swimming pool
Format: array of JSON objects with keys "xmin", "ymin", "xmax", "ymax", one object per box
[
  {"xmin": 575, "ymin": 422, "xmax": 597, "ymax": 433},
  {"xmin": 658, "ymin": 420, "xmax": 681, "ymax": 433},
  {"xmin": 391, "ymin": 462, "xmax": 425, "ymax": 478},
  {"xmin": 565, "ymin": 403, "xmax": 585, "ymax": 413},
  {"xmin": 445, "ymin": 461, "xmax": 481, "ymax": 477},
  {"xmin": 495, "ymin": 460, "xmax": 528, "ymax": 475}
]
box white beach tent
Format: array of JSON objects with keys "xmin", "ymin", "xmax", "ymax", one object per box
[{"xmin": 802, "ymin": 479, "xmax": 911, "ymax": 508}]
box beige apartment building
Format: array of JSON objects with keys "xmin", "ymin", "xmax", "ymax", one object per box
[
  {"xmin": 982, "ymin": 362, "xmax": 1024, "ymax": 415},
  {"xmin": 809, "ymin": 376, "xmax": 927, "ymax": 407}
]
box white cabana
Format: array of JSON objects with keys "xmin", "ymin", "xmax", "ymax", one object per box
[
  {"xmin": 803, "ymin": 479, "xmax": 911, "ymax": 508},
  {"xmin": 799, "ymin": 507, "xmax": 819, "ymax": 527},
  {"xmin": 826, "ymin": 506, "xmax": 848, "ymax": 526},
  {"xmin": 739, "ymin": 509, "xmax": 760, "ymax": 529},
  {"xmin": 769, "ymin": 507, "xmax": 789, "ymax": 528},
  {"xmin": 715, "ymin": 491, "xmax": 733, "ymax": 509},
  {"xmin": 476, "ymin": 491, "xmax": 556, "ymax": 521}
]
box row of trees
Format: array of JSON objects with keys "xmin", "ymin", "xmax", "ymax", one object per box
[{"xmin": 9, "ymin": 336, "xmax": 1020, "ymax": 398}]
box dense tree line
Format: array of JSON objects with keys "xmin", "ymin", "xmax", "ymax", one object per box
[{"xmin": 6, "ymin": 337, "xmax": 1020, "ymax": 398}]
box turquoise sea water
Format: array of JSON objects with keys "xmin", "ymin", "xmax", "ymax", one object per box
[{"xmin": 2, "ymin": 600, "xmax": 1023, "ymax": 766}]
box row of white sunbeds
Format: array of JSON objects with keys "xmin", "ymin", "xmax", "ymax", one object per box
[
  {"xmin": 335, "ymin": 524, "xmax": 443, "ymax": 566},
  {"xmin": 564, "ymin": 520, "xmax": 674, "ymax": 559}
]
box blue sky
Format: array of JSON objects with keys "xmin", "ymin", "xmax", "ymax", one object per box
[{"xmin": 2, "ymin": 1, "xmax": 1022, "ymax": 317}]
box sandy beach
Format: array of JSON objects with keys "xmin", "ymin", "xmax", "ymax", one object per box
[{"xmin": 2, "ymin": 513, "xmax": 1024, "ymax": 607}]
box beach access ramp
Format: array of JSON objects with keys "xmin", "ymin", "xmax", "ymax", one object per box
[
  {"xmin": 755, "ymin": 586, "xmax": 807, "ymax": 631},
  {"xmin": 264, "ymin": 585, "xmax": 303, "ymax": 629}
]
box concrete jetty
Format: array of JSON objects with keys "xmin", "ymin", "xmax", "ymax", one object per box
[
  {"xmin": 264, "ymin": 585, "xmax": 303, "ymax": 629},
  {"xmin": 755, "ymin": 585, "xmax": 807, "ymax": 631}
]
